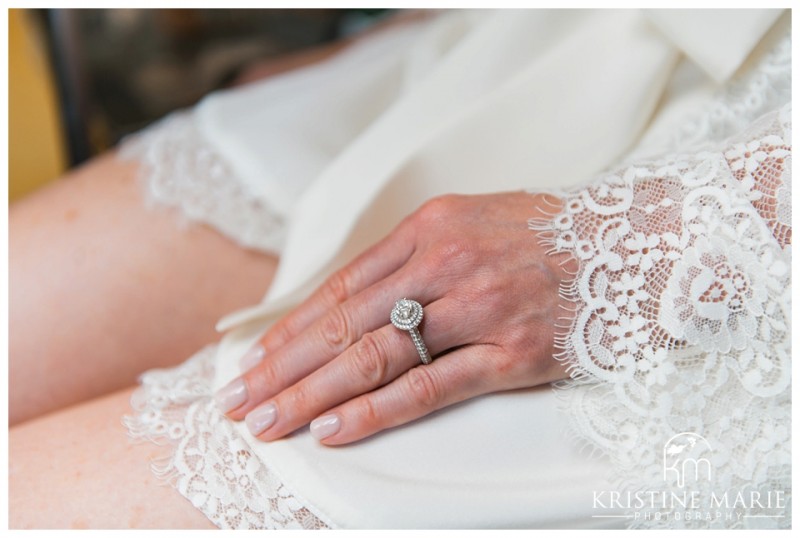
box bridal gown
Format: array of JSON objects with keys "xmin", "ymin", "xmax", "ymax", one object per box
[{"xmin": 121, "ymin": 9, "xmax": 791, "ymax": 529}]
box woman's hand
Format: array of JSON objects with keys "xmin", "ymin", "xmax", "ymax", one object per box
[{"xmin": 215, "ymin": 191, "xmax": 576, "ymax": 445}]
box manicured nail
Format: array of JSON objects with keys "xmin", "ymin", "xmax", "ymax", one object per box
[
  {"xmin": 246, "ymin": 403, "xmax": 277, "ymax": 436},
  {"xmin": 310, "ymin": 414, "xmax": 341, "ymax": 440},
  {"xmin": 214, "ymin": 378, "xmax": 247, "ymax": 413},
  {"xmin": 239, "ymin": 344, "xmax": 266, "ymax": 372}
]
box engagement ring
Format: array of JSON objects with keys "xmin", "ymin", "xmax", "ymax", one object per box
[{"xmin": 390, "ymin": 298, "xmax": 432, "ymax": 365}]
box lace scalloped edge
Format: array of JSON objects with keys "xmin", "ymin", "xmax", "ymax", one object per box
[
  {"xmin": 122, "ymin": 345, "xmax": 336, "ymax": 530},
  {"xmin": 117, "ymin": 110, "xmax": 287, "ymax": 255},
  {"xmin": 525, "ymin": 114, "xmax": 792, "ymax": 528},
  {"xmin": 528, "ymin": 194, "xmax": 792, "ymax": 530}
]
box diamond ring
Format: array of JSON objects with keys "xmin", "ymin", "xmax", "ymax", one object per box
[{"xmin": 390, "ymin": 298, "xmax": 432, "ymax": 365}]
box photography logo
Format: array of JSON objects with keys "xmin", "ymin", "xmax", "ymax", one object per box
[
  {"xmin": 662, "ymin": 432, "xmax": 712, "ymax": 488},
  {"xmin": 590, "ymin": 432, "xmax": 787, "ymax": 524}
]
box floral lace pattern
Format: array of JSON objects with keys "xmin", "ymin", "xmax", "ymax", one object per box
[
  {"xmin": 531, "ymin": 102, "xmax": 791, "ymax": 528},
  {"xmin": 120, "ymin": 22, "xmax": 791, "ymax": 531},
  {"xmin": 118, "ymin": 111, "xmax": 286, "ymax": 254},
  {"xmin": 123, "ymin": 346, "xmax": 334, "ymax": 529}
]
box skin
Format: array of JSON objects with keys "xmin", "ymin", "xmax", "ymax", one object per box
[
  {"xmin": 7, "ymin": 151, "xmax": 573, "ymax": 529},
  {"xmin": 8, "ymin": 155, "xmax": 276, "ymax": 528},
  {"xmin": 219, "ymin": 191, "xmax": 575, "ymax": 445},
  {"xmin": 8, "ymin": 0, "xmax": 425, "ymax": 430},
  {"xmin": 9, "ymin": 16, "xmax": 429, "ymax": 528},
  {"xmin": 9, "ymin": 387, "xmax": 217, "ymax": 529},
  {"xmin": 8, "ymin": 153, "xmax": 278, "ymax": 426},
  {"xmin": 7, "ymin": 162, "xmax": 573, "ymax": 528},
  {"xmin": 8, "ymin": 12, "xmax": 572, "ymax": 527}
]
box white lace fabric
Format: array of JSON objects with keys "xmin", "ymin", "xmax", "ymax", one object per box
[
  {"xmin": 118, "ymin": 111, "xmax": 286, "ymax": 255},
  {"xmin": 529, "ymin": 78, "xmax": 791, "ymax": 530},
  {"xmin": 121, "ymin": 25, "xmax": 790, "ymax": 530},
  {"xmin": 123, "ymin": 346, "xmax": 334, "ymax": 529}
]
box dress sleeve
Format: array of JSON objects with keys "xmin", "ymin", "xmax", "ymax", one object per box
[
  {"xmin": 530, "ymin": 103, "xmax": 790, "ymax": 394},
  {"xmin": 528, "ymin": 103, "xmax": 791, "ymax": 525}
]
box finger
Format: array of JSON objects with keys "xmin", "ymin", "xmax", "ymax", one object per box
[
  {"xmin": 308, "ymin": 344, "xmax": 506, "ymax": 445},
  {"xmin": 221, "ymin": 264, "xmax": 443, "ymax": 421},
  {"xmin": 254, "ymin": 223, "xmax": 417, "ymax": 358},
  {"xmin": 242, "ymin": 298, "xmax": 476, "ymax": 441}
]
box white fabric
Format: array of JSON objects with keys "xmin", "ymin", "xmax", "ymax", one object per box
[
  {"xmin": 217, "ymin": 9, "xmax": 682, "ymax": 325},
  {"xmin": 119, "ymin": 111, "xmax": 287, "ymax": 253},
  {"xmin": 124, "ymin": 346, "xmax": 335, "ymax": 529},
  {"xmin": 122, "ymin": 9, "xmax": 790, "ymax": 529},
  {"xmin": 530, "ymin": 102, "xmax": 791, "ymax": 528},
  {"xmin": 644, "ymin": 9, "xmax": 783, "ymax": 83}
]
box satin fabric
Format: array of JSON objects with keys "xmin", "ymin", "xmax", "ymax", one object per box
[{"xmin": 196, "ymin": 9, "xmax": 781, "ymax": 527}]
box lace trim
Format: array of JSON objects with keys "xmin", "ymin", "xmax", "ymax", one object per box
[
  {"xmin": 119, "ymin": 23, "xmax": 791, "ymax": 531},
  {"xmin": 530, "ymin": 103, "xmax": 791, "ymax": 529},
  {"xmin": 643, "ymin": 27, "xmax": 791, "ymax": 159},
  {"xmin": 122, "ymin": 345, "xmax": 335, "ymax": 529},
  {"xmin": 528, "ymin": 28, "xmax": 791, "ymax": 528},
  {"xmin": 118, "ymin": 111, "xmax": 286, "ymax": 255}
]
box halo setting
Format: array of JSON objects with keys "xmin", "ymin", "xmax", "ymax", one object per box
[
  {"xmin": 390, "ymin": 298, "xmax": 424, "ymax": 330},
  {"xmin": 390, "ymin": 299, "xmax": 431, "ymax": 364}
]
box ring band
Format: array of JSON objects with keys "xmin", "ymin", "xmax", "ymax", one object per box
[{"xmin": 390, "ymin": 298, "xmax": 432, "ymax": 365}]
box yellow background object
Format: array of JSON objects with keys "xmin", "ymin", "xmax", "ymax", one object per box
[{"xmin": 9, "ymin": 9, "xmax": 67, "ymax": 202}]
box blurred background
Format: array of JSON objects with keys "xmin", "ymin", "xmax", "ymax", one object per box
[{"xmin": 9, "ymin": 8, "xmax": 391, "ymax": 202}]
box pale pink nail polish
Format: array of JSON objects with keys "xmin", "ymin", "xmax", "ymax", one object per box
[
  {"xmin": 246, "ymin": 404, "xmax": 277, "ymax": 436},
  {"xmin": 214, "ymin": 378, "xmax": 247, "ymax": 413},
  {"xmin": 239, "ymin": 344, "xmax": 266, "ymax": 372},
  {"xmin": 310, "ymin": 414, "xmax": 341, "ymax": 440}
]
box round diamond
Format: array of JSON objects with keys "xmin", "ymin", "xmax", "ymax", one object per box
[{"xmin": 390, "ymin": 298, "xmax": 423, "ymax": 330}]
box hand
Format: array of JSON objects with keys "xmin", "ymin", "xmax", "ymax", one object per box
[{"xmin": 215, "ymin": 191, "xmax": 576, "ymax": 445}]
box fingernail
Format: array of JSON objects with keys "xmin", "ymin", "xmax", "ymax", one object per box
[
  {"xmin": 310, "ymin": 414, "xmax": 341, "ymax": 440},
  {"xmin": 239, "ymin": 344, "xmax": 266, "ymax": 372},
  {"xmin": 214, "ymin": 378, "xmax": 247, "ymax": 413},
  {"xmin": 246, "ymin": 403, "xmax": 277, "ymax": 436}
]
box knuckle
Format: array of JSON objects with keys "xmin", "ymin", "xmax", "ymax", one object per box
[
  {"xmin": 319, "ymin": 306, "xmax": 355, "ymax": 354},
  {"xmin": 288, "ymin": 379, "xmax": 318, "ymax": 411},
  {"xmin": 267, "ymin": 317, "xmax": 295, "ymax": 348},
  {"xmin": 356, "ymin": 395, "xmax": 382, "ymax": 429},
  {"xmin": 249, "ymin": 359, "xmax": 280, "ymax": 392},
  {"xmin": 416, "ymin": 194, "xmax": 461, "ymax": 225},
  {"xmin": 324, "ymin": 268, "xmax": 357, "ymax": 305},
  {"xmin": 349, "ymin": 332, "xmax": 389, "ymax": 386},
  {"xmin": 286, "ymin": 372, "xmax": 325, "ymax": 410},
  {"xmin": 405, "ymin": 366, "xmax": 443, "ymax": 409},
  {"xmin": 473, "ymin": 274, "xmax": 506, "ymax": 310}
]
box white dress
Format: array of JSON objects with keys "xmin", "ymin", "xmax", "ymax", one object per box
[{"xmin": 121, "ymin": 9, "xmax": 791, "ymax": 529}]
